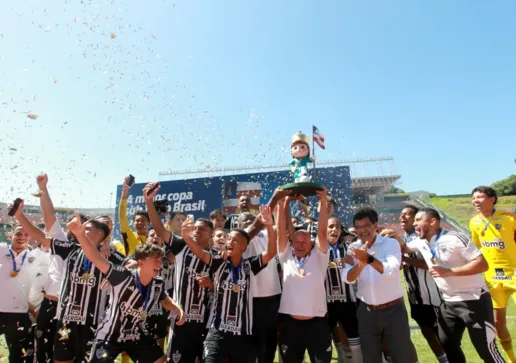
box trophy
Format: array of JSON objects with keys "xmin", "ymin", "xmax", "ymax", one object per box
[{"xmin": 280, "ymin": 131, "xmax": 324, "ymax": 196}]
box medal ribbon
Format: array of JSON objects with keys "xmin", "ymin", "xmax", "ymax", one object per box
[
  {"xmin": 83, "ymin": 255, "xmax": 92, "ymax": 274},
  {"xmin": 429, "ymin": 229, "xmax": 442, "ymax": 261},
  {"xmin": 481, "ymin": 209, "xmax": 496, "ymax": 235},
  {"xmin": 229, "ymin": 260, "xmax": 242, "ymax": 284},
  {"xmin": 295, "ymin": 251, "xmax": 311, "ymax": 272},
  {"xmin": 9, "ymin": 249, "xmax": 27, "ymax": 273},
  {"xmin": 328, "ymin": 243, "xmax": 340, "ymax": 260},
  {"xmin": 135, "ymin": 271, "xmax": 152, "ymax": 310}
]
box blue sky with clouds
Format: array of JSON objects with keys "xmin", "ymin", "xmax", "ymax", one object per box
[{"xmin": 1, "ymin": 0, "xmax": 515, "ymax": 208}]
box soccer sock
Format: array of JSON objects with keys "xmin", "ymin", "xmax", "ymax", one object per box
[
  {"xmin": 499, "ymin": 337, "xmax": 516, "ymax": 362},
  {"xmin": 436, "ymin": 353, "xmax": 449, "ymax": 363},
  {"xmin": 348, "ymin": 337, "xmax": 363, "ymax": 363}
]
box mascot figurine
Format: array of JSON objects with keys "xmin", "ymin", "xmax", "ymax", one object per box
[{"xmin": 289, "ymin": 131, "xmax": 315, "ymax": 183}]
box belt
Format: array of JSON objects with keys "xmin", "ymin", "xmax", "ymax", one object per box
[{"xmin": 364, "ymin": 297, "xmax": 403, "ymax": 310}]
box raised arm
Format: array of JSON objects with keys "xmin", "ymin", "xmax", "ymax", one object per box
[
  {"xmin": 284, "ymin": 196, "xmax": 298, "ymax": 240},
  {"xmin": 143, "ymin": 183, "xmax": 172, "ymax": 243},
  {"xmin": 315, "ymin": 188, "xmax": 329, "ymax": 253},
  {"xmin": 118, "ymin": 176, "xmax": 133, "ymax": 234},
  {"xmin": 181, "ymin": 217, "xmax": 211, "ymax": 265},
  {"xmin": 67, "ymin": 213, "xmax": 110, "ymax": 274},
  {"xmin": 257, "ymin": 205, "xmax": 277, "ymax": 264},
  {"xmin": 11, "ymin": 200, "xmax": 51, "ymax": 248},
  {"xmin": 276, "ymin": 197, "xmax": 289, "ymax": 254},
  {"xmin": 36, "ymin": 174, "xmax": 57, "ymax": 231}
]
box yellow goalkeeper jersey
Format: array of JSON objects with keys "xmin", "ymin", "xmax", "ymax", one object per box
[{"xmin": 470, "ymin": 210, "xmax": 516, "ymax": 283}]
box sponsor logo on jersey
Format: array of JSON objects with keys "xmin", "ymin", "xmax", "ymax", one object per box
[
  {"xmin": 120, "ymin": 301, "xmax": 145, "ymax": 320},
  {"xmin": 223, "ymin": 280, "xmax": 246, "ymax": 291},
  {"xmin": 71, "ymin": 274, "xmax": 97, "ymax": 287},
  {"xmin": 220, "ymin": 315, "xmax": 240, "ymax": 333},
  {"xmin": 493, "ymin": 268, "xmax": 512, "ymax": 281},
  {"xmin": 481, "ymin": 239, "xmax": 506, "ymax": 250}
]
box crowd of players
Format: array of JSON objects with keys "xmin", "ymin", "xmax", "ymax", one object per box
[{"xmin": 1, "ymin": 174, "xmax": 516, "ymax": 363}]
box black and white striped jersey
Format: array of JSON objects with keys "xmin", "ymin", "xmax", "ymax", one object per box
[
  {"xmin": 207, "ymin": 254, "xmax": 267, "ymax": 336},
  {"xmin": 95, "ymin": 264, "xmax": 168, "ymax": 342},
  {"xmin": 402, "ymin": 230, "xmax": 442, "ymax": 306},
  {"xmin": 165, "ymin": 234, "xmax": 213, "ymax": 323},
  {"xmin": 325, "ymin": 242, "xmax": 357, "ymax": 303},
  {"xmin": 51, "ymin": 238, "xmax": 126, "ymax": 325}
]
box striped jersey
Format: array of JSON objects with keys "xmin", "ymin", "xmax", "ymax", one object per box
[
  {"xmin": 325, "ymin": 242, "xmax": 356, "ymax": 303},
  {"xmin": 207, "ymin": 254, "xmax": 267, "ymax": 335},
  {"xmin": 51, "ymin": 238, "xmax": 126, "ymax": 325},
  {"xmin": 165, "ymin": 234, "xmax": 213, "ymax": 323},
  {"xmin": 95, "ymin": 264, "xmax": 168, "ymax": 342},
  {"xmin": 402, "ymin": 230, "xmax": 442, "ymax": 306}
]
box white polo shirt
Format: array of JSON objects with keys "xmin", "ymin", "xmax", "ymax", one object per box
[
  {"xmin": 342, "ymin": 234, "xmax": 404, "ymax": 306},
  {"xmin": 243, "ymin": 230, "xmax": 281, "ymax": 298},
  {"xmin": 44, "ymin": 220, "xmax": 65, "ymax": 297},
  {"xmin": 0, "ymin": 243, "xmax": 40, "ymax": 313},
  {"xmin": 407, "ymin": 230, "xmax": 486, "ymax": 302},
  {"xmin": 28, "ymin": 248, "xmax": 51, "ymax": 309},
  {"xmin": 278, "ymin": 245, "xmax": 329, "ymax": 317}
]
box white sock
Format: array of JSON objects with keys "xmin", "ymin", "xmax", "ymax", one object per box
[
  {"xmin": 437, "ymin": 354, "xmax": 449, "ymax": 363},
  {"xmin": 349, "ymin": 343, "xmax": 363, "ymax": 363}
]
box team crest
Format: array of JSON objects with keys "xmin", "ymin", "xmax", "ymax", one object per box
[
  {"xmin": 28, "ymin": 256, "xmax": 35, "ymax": 263},
  {"xmin": 243, "ymin": 262, "xmax": 251, "ymax": 274},
  {"xmin": 281, "ymin": 344, "xmax": 288, "ymax": 354},
  {"xmin": 36, "ymin": 329, "xmax": 43, "ymax": 338},
  {"xmin": 495, "ymin": 224, "xmax": 502, "ymax": 230},
  {"xmin": 96, "ymin": 346, "xmax": 108, "ymax": 359},
  {"xmin": 172, "ymin": 351, "xmax": 181, "ymax": 363}
]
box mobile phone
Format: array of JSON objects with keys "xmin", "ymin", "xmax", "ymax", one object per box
[
  {"xmin": 147, "ymin": 182, "xmax": 160, "ymax": 196},
  {"xmin": 8, "ymin": 198, "xmax": 22, "ymax": 217},
  {"xmin": 127, "ymin": 174, "xmax": 135, "ymax": 187}
]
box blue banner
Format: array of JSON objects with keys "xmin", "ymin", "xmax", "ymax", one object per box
[{"xmin": 113, "ymin": 166, "xmax": 352, "ymax": 238}]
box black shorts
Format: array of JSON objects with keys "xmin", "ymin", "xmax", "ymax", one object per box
[
  {"xmin": 327, "ymin": 301, "xmax": 359, "ymax": 339},
  {"xmin": 410, "ymin": 303, "xmax": 438, "ymax": 329},
  {"xmin": 53, "ymin": 320, "xmax": 95, "ymax": 362},
  {"xmin": 203, "ymin": 328, "xmax": 256, "ymax": 363},
  {"xmin": 89, "ymin": 335, "xmax": 164, "ymax": 363},
  {"xmin": 147, "ymin": 312, "xmax": 170, "ymax": 340}
]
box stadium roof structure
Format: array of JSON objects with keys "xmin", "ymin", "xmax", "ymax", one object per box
[{"xmin": 160, "ymin": 157, "xmax": 401, "ymax": 197}]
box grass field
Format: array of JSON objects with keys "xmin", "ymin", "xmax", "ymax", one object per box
[
  {"xmin": 2, "ymin": 299, "xmax": 516, "ymax": 362},
  {"xmin": 430, "ymin": 195, "xmax": 516, "ymax": 228}
]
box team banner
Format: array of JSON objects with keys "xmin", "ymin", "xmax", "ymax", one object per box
[{"xmin": 113, "ymin": 166, "xmax": 352, "ymax": 238}]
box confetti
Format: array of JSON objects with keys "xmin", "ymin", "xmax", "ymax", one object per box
[
  {"xmin": 110, "ymin": 33, "xmax": 117, "ymax": 39},
  {"xmin": 27, "ymin": 113, "xmax": 38, "ymax": 120}
]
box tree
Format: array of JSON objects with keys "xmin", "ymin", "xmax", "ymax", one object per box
[
  {"xmin": 387, "ymin": 186, "xmax": 405, "ymax": 194},
  {"xmin": 491, "ymin": 175, "xmax": 516, "ymax": 196}
]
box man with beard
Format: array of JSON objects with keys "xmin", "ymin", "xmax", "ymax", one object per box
[{"xmin": 402, "ymin": 208, "xmax": 504, "ymax": 363}]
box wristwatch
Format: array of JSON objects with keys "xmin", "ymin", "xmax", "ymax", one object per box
[{"xmin": 366, "ymin": 255, "xmax": 374, "ymax": 264}]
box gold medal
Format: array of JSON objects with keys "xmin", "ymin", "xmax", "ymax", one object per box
[
  {"xmin": 430, "ymin": 258, "xmax": 436, "ymax": 265},
  {"xmin": 481, "ymin": 231, "xmax": 485, "ymax": 237},
  {"xmin": 32, "ymin": 190, "xmax": 43, "ymax": 198},
  {"xmin": 58, "ymin": 325, "xmax": 71, "ymax": 341},
  {"xmin": 232, "ymin": 284, "xmax": 240, "ymax": 293},
  {"xmin": 299, "ymin": 268, "xmax": 305, "ymax": 276},
  {"xmin": 329, "ymin": 261, "xmax": 337, "ymax": 268},
  {"xmin": 82, "ymin": 273, "xmax": 90, "ymax": 280},
  {"xmin": 140, "ymin": 310, "xmax": 147, "ymax": 321},
  {"xmin": 10, "ymin": 271, "xmax": 18, "ymax": 278}
]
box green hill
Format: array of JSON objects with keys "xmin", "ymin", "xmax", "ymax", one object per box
[{"xmin": 429, "ymin": 195, "xmax": 516, "ymax": 228}]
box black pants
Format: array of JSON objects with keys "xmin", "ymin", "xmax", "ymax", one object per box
[
  {"xmin": 438, "ymin": 291, "xmax": 505, "ymax": 363},
  {"xmin": 203, "ymin": 328, "xmax": 256, "ymax": 363},
  {"xmin": 34, "ymin": 298, "xmax": 57, "ymax": 363},
  {"xmin": 0, "ymin": 312, "xmax": 34, "ymax": 363},
  {"xmin": 166, "ymin": 321, "xmax": 206, "ymax": 362},
  {"xmin": 253, "ymin": 294, "xmax": 280, "ymax": 363},
  {"xmin": 357, "ymin": 299, "xmax": 413, "ymax": 363},
  {"xmin": 278, "ymin": 315, "xmax": 331, "ymax": 363}
]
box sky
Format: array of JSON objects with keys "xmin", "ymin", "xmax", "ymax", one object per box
[{"xmin": 0, "ymin": 0, "xmax": 515, "ymax": 208}]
